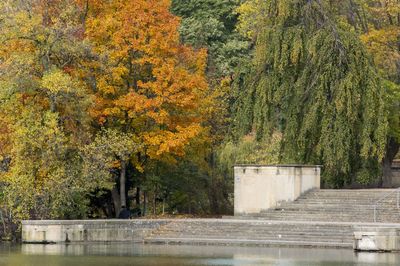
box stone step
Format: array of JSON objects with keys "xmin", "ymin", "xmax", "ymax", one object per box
[
  {"xmin": 153, "ymin": 228, "xmax": 353, "ymax": 234},
  {"xmin": 145, "ymin": 189, "xmax": 400, "ymax": 249},
  {"xmin": 150, "ymin": 235, "xmax": 353, "ymax": 243},
  {"xmin": 261, "ymin": 210, "xmax": 400, "ymax": 215},
  {"xmin": 156, "ymin": 229, "xmax": 353, "ymax": 236},
  {"xmin": 147, "ymin": 219, "xmax": 355, "ymax": 247},
  {"xmin": 258, "ymin": 215, "xmax": 400, "ymax": 219},
  {"xmin": 144, "ymin": 237, "xmax": 353, "ymax": 248},
  {"xmin": 154, "ymin": 232, "xmax": 353, "ymax": 239},
  {"xmin": 250, "ymin": 217, "xmax": 397, "ymax": 222},
  {"xmin": 254, "ymin": 213, "xmax": 400, "ymax": 218},
  {"xmin": 295, "ymin": 199, "xmax": 396, "ymax": 203},
  {"xmin": 260, "ymin": 212, "xmax": 395, "ymax": 216},
  {"xmin": 301, "ymin": 189, "xmax": 396, "ymax": 194},
  {"xmin": 159, "ymin": 226, "xmax": 354, "ymax": 232},
  {"xmin": 161, "ymin": 222, "xmax": 352, "ymax": 227},
  {"xmin": 241, "ymin": 189, "xmax": 400, "ymax": 223}
]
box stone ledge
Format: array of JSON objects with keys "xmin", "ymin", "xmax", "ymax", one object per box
[
  {"xmin": 234, "ymin": 164, "xmax": 322, "ymax": 168},
  {"xmin": 144, "ymin": 237, "xmax": 352, "ymax": 248}
]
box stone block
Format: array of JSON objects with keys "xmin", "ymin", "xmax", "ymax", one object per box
[
  {"xmin": 234, "ymin": 165, "xmax": 321, "ymax": 215},
  {"xmin": 354, "ymin": 227, "xmax": 400, "ymax": 252}
]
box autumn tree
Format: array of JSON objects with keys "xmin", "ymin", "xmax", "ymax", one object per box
[
  {"xmin": 0, "ymin": 0, "xmax": 107, "ymax": 221},
  {"xmin": 83, "ymin": 0, "xmax": 209, "ymax": 215}
]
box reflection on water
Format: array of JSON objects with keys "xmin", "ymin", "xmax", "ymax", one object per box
[{"xmin": 0, "ymin": 243, "xmax": 399, "ymax": 266}]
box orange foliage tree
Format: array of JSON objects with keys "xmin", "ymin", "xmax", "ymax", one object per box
[{"xmin": 82, "ymin": 0, "xmax": 209, "ymax": 213}]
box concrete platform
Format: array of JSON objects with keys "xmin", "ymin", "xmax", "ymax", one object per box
[
  {"xmin": 21, "ymin": 189, "xmax": 400, "ymax": 250},
  {"xmin": 21, "ymin": 219, "xmax": 400, "ymax": 249}
]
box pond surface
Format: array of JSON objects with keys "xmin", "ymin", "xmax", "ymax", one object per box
[{"xmin": 0, "ymin": 243, "xmax": 399, "ymax": 266}]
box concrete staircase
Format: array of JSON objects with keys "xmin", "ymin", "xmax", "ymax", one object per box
[
  {"xmin": 253, "ymin": 189, "xmax": 400, "ymax": 223},
  {"xmin": 144, "ymin": 189, "xmax": 400, "ymax": 248},
  {"xmin": 144, "ymin": 219, "xmax": 355, "ymax": 248}
]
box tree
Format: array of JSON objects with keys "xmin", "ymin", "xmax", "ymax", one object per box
[
  {"xmin": 357, "ymin": 0, "xmax": 400, "ymax": 186},
  {"xmin": 82, "ymin": 0, "xmax": 209, "ymax": 215},
  {"xmin": 332, "ymin": 0, "xmax": 400, "ymax": 185},
  {"xmin": 233, "ymin": 0, "xmax": 387, "ymax": 187},
  {"xmin": 0, "ymin": 0, "xmax": 105, "ymax": 221},
  {"xmin": 171, "ymin": 0, "xmax": 250, "ymax": 81},
  {"xmin": 81, "ymin": 129, "xmax": 141, "ymax": 216},
  {"xmin": 171, "ymin": 0, "xmax": 252, "ymax": 214}
]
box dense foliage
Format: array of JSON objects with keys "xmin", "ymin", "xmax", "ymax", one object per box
[
  {"xmin": 230, "ymin": 0, "xmax": 390, "ymax": 187},
  {"xmin": 171, "ymin": 0, "xmax": 250, "ymax": 81}
]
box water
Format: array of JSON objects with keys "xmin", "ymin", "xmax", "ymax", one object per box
[{"xmin": 0, "ymin": 243, "xmax": 399, "ymax": 266}]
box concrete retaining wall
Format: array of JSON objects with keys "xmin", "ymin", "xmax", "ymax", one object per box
[
  {"xmin": 21, "ymin": 220, "xmax": 169, "ymax": 243},
  {"xmin": 354, "ymin": 226, "xmax": 400, "ymax": 252},
  {"xmin": 234, "ymin": 165, "xmax": 321, "ymax": 215}
]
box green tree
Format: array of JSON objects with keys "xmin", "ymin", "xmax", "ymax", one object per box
[
  {"xmin": 357, "ymin": 0, "xmax": 400, "ymax": 186},
  {"xmin": 232, "ymin": 0, "xmax": 387, "ymax": 187},
  {"xmin": 170, "ymin": 0, "xmax": 250, "ymax": 214},
  {"xmin": 81, "ymin": 129, "xmax": 141, "ymax": 216},
  {"xmin": 328, "ymin": 0, "xmax": 400, "ymax": 185},
  {"xmin": 171, "ymin": 0, "xmax": 250, "ymax": 81}
]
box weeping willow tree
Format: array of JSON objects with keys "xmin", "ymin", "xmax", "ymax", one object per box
[{"xmin": 232, "ymin": 0, "xmax": 388, "ymax": 187}]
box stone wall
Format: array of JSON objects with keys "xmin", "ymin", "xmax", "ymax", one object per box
[
  {"xmin": 354, "ymin": 226, "xmax": 400, "ymax": 252},
  {"xmin": 21, "ymin": 220, "xmax": 169, "ymax": 243},
  {"xmin": 234, "ymin": 165, "xmax": 321, "ymax": 215}
]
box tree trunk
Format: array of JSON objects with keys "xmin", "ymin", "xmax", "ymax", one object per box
[
  {"xmin": 120, "ymin": 161, "xmax": 127, "ymax": 209},
  {"xmin": 111, "ymin": 187, "xmax": 120, "ymax": 218},
  {"xmin": 153, "ymin": 193, "xmax": 156, "ymax": 215},
  {"xmin": 143, "ymin": 191, "xmax": 147, "ymax": 216},
  {"xmin": 135, "ymin": 187, "xmax": 140, "ymax": 206},
  {"xmin": 382, "ymin": 137, "xmax": 400, "ymax": 187},
  {"xmin": 49, "ymin": 95, "xmax": 56, "ymax": 113}
]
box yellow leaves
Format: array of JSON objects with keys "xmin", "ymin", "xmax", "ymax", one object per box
[
  {"xmin": 87, "ymin": 0, "xmax": 180, "ymax": 58},
  {"xmin": 97, "ymin": 77, "xmax": 117, "ymax": 95},
  {"xmin": 360, "ymin": 25, "xmax": 400, "ymax": 79},
  {"xmin": 290, "ymin": 32, "xmax": 303, "ymax": 64},
  {"xmin": 367, "ymin": 0, "xmax": 400, "ymax": 21},
  {"xmin": 0, "ymin": 114, "xmax": 12, "ymax": 160},
  {"xmin": 361, "ymin": 27, "xmax": 400, "ymax": 50},
  {"xmin": 146, "ymin": 109, "xmax": 169, "ymax": 124},
  {"xmin": 236, "ymin": 0, "xmax": 258, "ymax": 38},
  {"xmin": 0, "ymin": 0, "xmax": 113, "ymax": 222},
  {"xmin": 41, "ymin": 68, "xmax": 76, "ymax": 95},
  {"xmin": 361, "ymin": 1, "xmax": 400, "ymax": 53},
  {"xmin": 1, "ymin": 7, "xmax": 41, "ymax": 41},
  {"xmin": 236, "ymin": 0, "xmax": 267, "ymax": 39},
  {"xmin": 142, "ymin": 123, "xmax": 203, "ymax": 159},
  {"xmin": 84, "ymin": 0, "xmax": 210, "ymax": 167}
]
